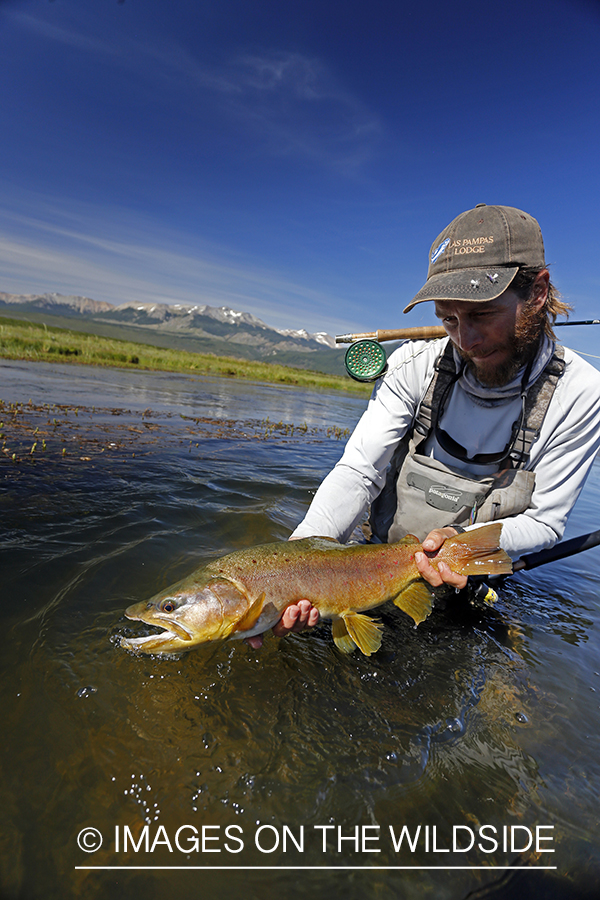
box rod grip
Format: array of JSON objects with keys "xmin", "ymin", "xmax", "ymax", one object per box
[
  {"xmin": 336, "ymin": 325, "xmax": 447, "ymax": 343},
  {"xmin": 375, "ymin": 326, "xmax": 447, "ymax": 342}
]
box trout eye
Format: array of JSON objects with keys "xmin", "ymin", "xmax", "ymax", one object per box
[{"xmin": 161, "ymin": 600, "xmax": 177, "ymax": 613}]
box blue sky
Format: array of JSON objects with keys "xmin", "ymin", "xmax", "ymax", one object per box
[{"xmin": 1, "ymin": 0, "xmax": 600, "ymax": 359}]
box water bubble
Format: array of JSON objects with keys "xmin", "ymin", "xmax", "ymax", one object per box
[
  {"xmin": 446, "ymin": 717, "xmax": 463, "ymax": 734},
  {"xmin": 76, "ymin": 686, "xmax": 97, "ymax": 698}
]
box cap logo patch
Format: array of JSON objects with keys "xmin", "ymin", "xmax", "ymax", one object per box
[{"xmin": 430, "ymin": 238, "xmax": 450, "ymax": 264}]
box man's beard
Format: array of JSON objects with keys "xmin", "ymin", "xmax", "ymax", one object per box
[{"xmin": 454, "ymin": 301, "xmax": 546, "ymax": 388}]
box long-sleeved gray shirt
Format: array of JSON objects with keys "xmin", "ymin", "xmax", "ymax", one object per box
[{"xmin": 292, "ymin": 338, "xmax": 600, "ymax": 558}]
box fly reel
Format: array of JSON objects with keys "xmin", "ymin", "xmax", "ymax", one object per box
[{"xmin": 344, "ymin": 339, "xmax": 388, "ymax": 382}]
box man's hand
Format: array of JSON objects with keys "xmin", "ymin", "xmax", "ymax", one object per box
[
  {"xmin": 245, "ymin": 599, "xmax": 320, "ymax": 649},
  {"xmin": 415, "ymin": 527, "xmax": 468, "ymax": 590}
]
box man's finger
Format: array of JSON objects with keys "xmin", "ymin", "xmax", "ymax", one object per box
[
  {"xmin": 422, "ymin": 527, "xmax": 457, "ymax": 552},
  {"xmin": 415, "ymin": 552, "xmax": 468, "ymax": 590},
  {"xmin": 245, "ymin": 634, "xmax": 264, "ymax": 649},
  {"xmin": 272, "ymin": 605, "xmax": 301, "ymax": 637}
]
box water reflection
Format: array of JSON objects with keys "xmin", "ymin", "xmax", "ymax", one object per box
[
  {"xmin": 1, "ymin": 362, "xmax": 600, "ymax": 899},
  {"xmin": 0, "ymin": 359, "xmax": 363, "ymax": 427}
]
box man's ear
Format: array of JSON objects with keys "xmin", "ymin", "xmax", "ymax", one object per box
[{"xmin": 531, "ymin": 269, "xmax": 550, "ymax": 310}]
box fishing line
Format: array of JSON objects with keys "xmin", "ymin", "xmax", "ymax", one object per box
[{"xmin": 571, "ymin": 349, "xmax": 600, "ymax": 359}]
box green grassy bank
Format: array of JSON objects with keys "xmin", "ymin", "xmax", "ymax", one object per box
[{"xmin": 0, "ymin": 316, "xmax": 371, "ymax": 396}]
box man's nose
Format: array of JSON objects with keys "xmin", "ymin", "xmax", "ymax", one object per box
[{"xmin": 455, "ymin": 321, "xmax": 482, "ymax": 353}]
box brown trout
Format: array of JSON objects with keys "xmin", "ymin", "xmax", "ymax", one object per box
[{"xmin": 121, "ymin": 523, "xmax": 512, "ymax": 656}]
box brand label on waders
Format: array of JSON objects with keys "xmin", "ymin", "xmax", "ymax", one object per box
[{"xmin": 407, "ymin": 473, "xmax": 484, "ymax": 513}]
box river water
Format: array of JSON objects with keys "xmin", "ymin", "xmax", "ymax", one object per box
[{"xmin": 1, "ymin": 359, "xmax": 599, "ymax": 899}]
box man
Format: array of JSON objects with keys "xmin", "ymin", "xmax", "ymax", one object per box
[{"xmin": 248, "ymin": 204, "xmax": 600, "ymax": 647}]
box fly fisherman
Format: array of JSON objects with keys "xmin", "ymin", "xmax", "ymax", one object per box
[{"xmin": 247, "ymin": 204, "xmax": 600, "ymax": 648}]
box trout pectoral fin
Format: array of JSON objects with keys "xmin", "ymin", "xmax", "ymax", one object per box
[
  {"xmin": 232, "ymin": 593, "xmax": 266, "ymax": 634},
  {"xmin": 393, "ymin": 583, "xmax": 434, "ymax": 626},
  {"xmin": 340, "ymin": 612, "xmax": 383, "ymax": 656},
  {"xmin": 332, "ymin": 618, "xmax": 357, "ymax": 653}
]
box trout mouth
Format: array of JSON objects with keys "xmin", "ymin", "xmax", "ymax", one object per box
[{"xmin": 121, "ymin": 610, "xmax": 193, "ymax": 654}]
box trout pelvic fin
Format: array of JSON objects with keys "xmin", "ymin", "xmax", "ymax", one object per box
[
  {"xmin": 332, "ymin": 618, "xmax": 358, "ymax": 654},
  {"xmin": 339, "ymin": 612, "xmax": 383, "ymax": 656},
  {"xmin": 440, "ymin": 523, "xmax": 513, "ymax": 576},
  {"xmin": 393, "ymin": 582, "xmax": 434, "ymax": 625}
]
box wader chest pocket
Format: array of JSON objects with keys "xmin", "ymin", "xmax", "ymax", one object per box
[{"xmin": 406, "ymin": 472, "xmax": 487, "ymax": 513}]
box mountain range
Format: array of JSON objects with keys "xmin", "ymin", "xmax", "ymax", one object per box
[{"xmin": 0, "ymin": 291, "xmax": 350, "ymax": 375}]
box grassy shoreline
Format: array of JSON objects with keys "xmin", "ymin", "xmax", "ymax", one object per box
[{"xmin": 0, "ymin": 316, "xmax": 371, "ymax": 396}]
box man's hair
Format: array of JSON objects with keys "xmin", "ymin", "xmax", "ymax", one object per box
[{"xmin": 511, "ymin": 266, "xmax": 572, "ymax": 339}]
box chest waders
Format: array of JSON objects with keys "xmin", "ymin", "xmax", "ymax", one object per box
[{"xmin": 370, "ymin": 342, "xmax": 566, "ymax": 543}]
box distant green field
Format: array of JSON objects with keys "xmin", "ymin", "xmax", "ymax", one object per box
[
  {"xmin": 0, "ymin": 304, "xmax": 350, "ymax": 375},
  {"xmin": 0, "ymin": 316, "xmax": 371, "ymax": 395}
]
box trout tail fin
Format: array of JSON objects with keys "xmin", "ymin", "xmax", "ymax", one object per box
[{"xmin": 438, "ymin": 523, "xmax": 512, "ymax": 576}]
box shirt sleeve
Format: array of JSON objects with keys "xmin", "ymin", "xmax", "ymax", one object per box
[{"xmin": 488, "ymin": 349, "xmax": 600, "ymax": 558}]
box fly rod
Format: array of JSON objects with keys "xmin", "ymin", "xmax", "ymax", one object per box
[
  {"xmin": 335, "ymin": 320, "xmax": 600, "ymax": 345},
  {"xmin": 512, "ymin": 528, "xmax": 600, "ymax": 572},
  {"xmin": 338, "ymin": 320, "xmax": 600, "ymax": 381}
]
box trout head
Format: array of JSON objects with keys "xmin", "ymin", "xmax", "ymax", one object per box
[{"xmin": 121, "ymin": 575, "xmax": 248, "ymax": 655}]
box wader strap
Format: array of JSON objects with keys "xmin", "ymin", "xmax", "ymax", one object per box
[
  {"xmin": 412, "ymin": 342, "xmax": 457, "ymax": 445},
  {"xmin": 508, "ymin": 345, "xmax": 565, "ymax": 466},
  {"xmin": 412, "ymin": 342, "xmax": 566, "ymax": 468}
]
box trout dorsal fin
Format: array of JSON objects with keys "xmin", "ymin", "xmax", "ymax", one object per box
[
  {"xmin": 340, "ymin": 612, "xmax": 383, "ymax": 656},
  {"xmin": 395, "ymin": 534, "xmax": 420, "ymax": 545},
  {"xmin": 332, "ymin": 618, "xmax": 357, "ymax": 654},
  {"xmin": 393, "ymin": 582, "xmax": 434, "ymax": 626}
]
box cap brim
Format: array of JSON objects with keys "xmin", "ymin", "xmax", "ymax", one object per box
[{"xmin": 403, "ymin": 266, "xmax": 518, "ymax": 313}]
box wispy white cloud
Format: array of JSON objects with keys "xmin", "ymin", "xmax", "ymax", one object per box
[
  {"xmin": 216, "ymin": 51, "xmax": 383, "ymax": 173},
  {"xmin": 6, "ymin": 11, "xmax": 382, "ymax": 174},
  {"xmin": 4, "ymin": 10, "xmax": 123, "ymax": 57}
]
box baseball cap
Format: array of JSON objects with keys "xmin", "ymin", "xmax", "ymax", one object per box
[{"xmin": 403, "ymin": 204, "xmax": 546, "ymax": 313}]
